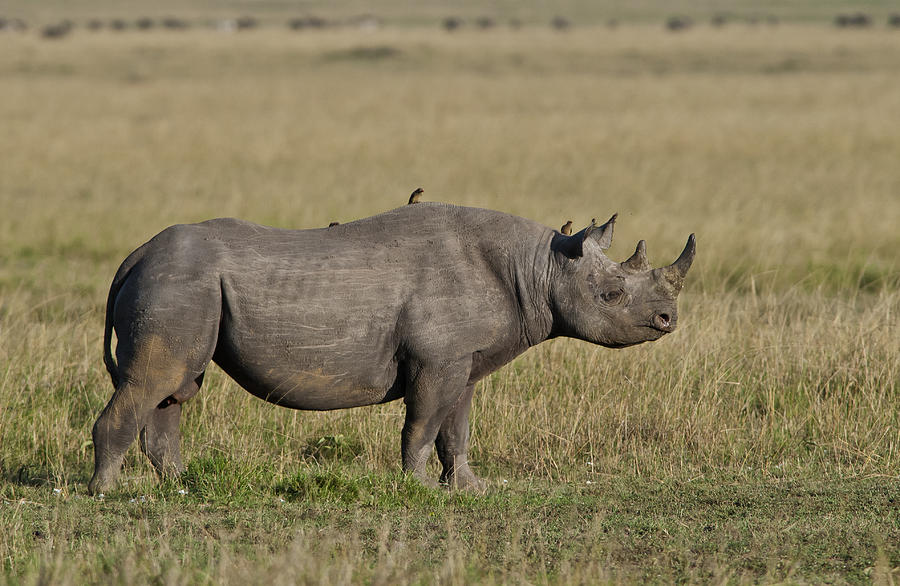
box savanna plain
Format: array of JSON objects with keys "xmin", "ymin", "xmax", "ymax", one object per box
[{"xmin": 1, "ymin": 5, "xmax": 899, "ymax": 584}]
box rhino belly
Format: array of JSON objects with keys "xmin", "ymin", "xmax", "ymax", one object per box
[
  {"xmin": 212, "ymin": 341, "xmax": 403, "ymax": 409},
  {"xmin": 211, "ymin": 304, "xmax": 404, "ymax": 410}
]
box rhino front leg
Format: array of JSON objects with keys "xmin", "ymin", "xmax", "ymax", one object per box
[
  {"xmin": 401, "ymin": 357, "xmax": 472, "ymax": 487},
  {"xmin": 436, "ymin": 382, "xmax": 484, "ymax": 491}
]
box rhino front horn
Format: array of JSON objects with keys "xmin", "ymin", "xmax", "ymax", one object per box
[{"xmin": 656, "ymin": 234, "xmax": 696, "ymax": 292}]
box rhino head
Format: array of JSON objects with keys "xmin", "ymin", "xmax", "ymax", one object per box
[{"xmin": 549, "ymin": 215, "xmax": 696, "ymax": 348}]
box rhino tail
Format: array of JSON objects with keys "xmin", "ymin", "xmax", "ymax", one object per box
[{"xmin": 103, "ymin": 243, "xmax": 148, "ymax": 389}]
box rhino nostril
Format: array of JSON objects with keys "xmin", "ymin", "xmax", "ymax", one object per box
[{"xmin": 652, "ymin": 313, "xmax": 673, "ymax": 331}]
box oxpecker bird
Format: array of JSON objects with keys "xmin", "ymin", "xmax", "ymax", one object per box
[
  {"xmin": 560, "ymin": 220, "xmax": 573, "ymax": 235},
  {"xmin": 408, "ymin": 188, "xmax": 424, "ymax": 205}
]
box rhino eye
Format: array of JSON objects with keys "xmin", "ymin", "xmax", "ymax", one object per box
[{"xmin": 601, "ymin": 289, "xmax": 626, "ymax": 304}]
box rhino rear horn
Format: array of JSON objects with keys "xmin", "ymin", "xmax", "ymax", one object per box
[
  {"xmin": 655, "ymin": 234, "xmax": 696, "ymax": 292},
  {"xmin": 621, "ymin": 240, "xmax": 650, "ymax": 272}
]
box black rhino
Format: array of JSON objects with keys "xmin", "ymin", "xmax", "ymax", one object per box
[{"xmin": 89, "ymin": 203, "xmax": 695, "ymax": 494}]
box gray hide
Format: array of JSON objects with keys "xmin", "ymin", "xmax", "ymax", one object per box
[{"xmin": 89, "ymin": 203, "xmax": 695, "ymax": 494}]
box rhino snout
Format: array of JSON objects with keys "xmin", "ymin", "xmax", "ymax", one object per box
[{"xmin": 651, "ymin": 312, "xmax": 676, "ymax": 333}]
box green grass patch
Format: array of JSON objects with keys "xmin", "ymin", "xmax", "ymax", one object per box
[
  {"xmin": 2, "ymin": 473, "xmax": 898, "ymax": 584},
  {"xmin": 174, "ymin": 453, "xmax": 274, "ymax": 504}
]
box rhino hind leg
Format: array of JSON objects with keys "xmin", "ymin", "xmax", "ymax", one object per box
[
  {"xmin": 139, "ymin": 372, "xmax": 204, "ymax": 478},
  {"xmin": 88, "ymin": 381, "xmax": 157, "ymax": 495},
  {"xmin": 435, "ymin": 383, "xmax": 484, "ymax": 491},
  {"xmin": 138, "ymin": 372, "xmax": 205, "ymax": 478},
  {"xmin": 89, "ymin": 340, "xmax": 211, "ymax": 495},
  {"xmin": 139, "ymin": 403, "xmax": 184, "ymax": 477}
]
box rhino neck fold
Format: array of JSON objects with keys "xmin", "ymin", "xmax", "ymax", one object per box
[{"xmin": 510, "ymin": 231, "xmax": 555, "ymax": 348}]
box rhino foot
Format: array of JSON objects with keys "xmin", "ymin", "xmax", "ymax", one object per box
[
  {"xmin": 440, "ymin": 464, "xmax": 485, "ymax": 492},
  {"xmin": 88, "ymin": 471, "xmax": 115, "ymax": 496},
  {"xmin": 411, "ymin": 471, "xmax": 440, "ymax": 490}
]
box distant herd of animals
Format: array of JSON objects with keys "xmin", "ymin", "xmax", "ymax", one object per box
[{"xmin": 2, "ymin": 12, "xmax": 900, "ymax": 40}]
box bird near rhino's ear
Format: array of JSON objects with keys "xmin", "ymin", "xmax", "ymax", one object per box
[
  {"xmin": 551, "ymin": 219, "xmax": 596, "ymax": 259},
  {"xmin": 587, "ymin": 214, "xmax": 617, "ymax": 250}
]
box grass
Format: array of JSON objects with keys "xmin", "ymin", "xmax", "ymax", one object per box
[
  {"xmin": 4, "ymin": 473, "xmax": 900, "ymax": 584},
  {"xmin": 1, "ymin": 14, "xmax": 900, "ymax": 584}
]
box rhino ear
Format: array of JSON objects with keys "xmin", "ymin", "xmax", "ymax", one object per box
[
  {"xmin": 588, "ymin": 214, "xmax": 616, "ymax": 250},
  {"xmin": 553, "ymin": 219, "xmax": 595, "ymax": 259}
]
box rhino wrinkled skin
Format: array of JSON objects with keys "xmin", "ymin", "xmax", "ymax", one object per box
[{"xmin": 89, "ymin": 203, "xmax": 695, "ymax": 494}]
